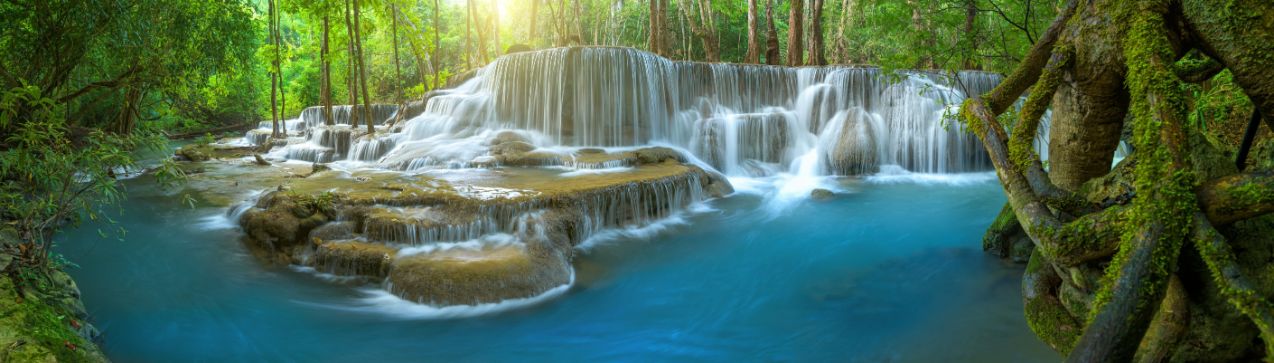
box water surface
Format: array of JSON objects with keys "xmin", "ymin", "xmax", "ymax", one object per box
[{"xmin": 58, "ymin": 174, "xmax": 1056, "ymax": 362}]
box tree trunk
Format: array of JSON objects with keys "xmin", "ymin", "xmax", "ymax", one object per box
[
  {"xmin": 391, "ymin": 4, "xmax": 402, "ymax": 103},
  {"xmin": 648, "ymin": 0, "xmax": 664, "ymax": 56},
  {"xmin": 353, "ymin": 0, "xmax": 373, "ymax": 135},
  {"xmin": 962, "ymin": 0, "xmax": 979, "ymax": 70},
  {"xmin": 465, "ymin": 0, "xmax": 473, "ymax": 68},
  {"xmin": 786, "ymin": 0, "xmax": 803, "ymax": 66},
  {"xmin": 530, "ymin": 0, "xmax": 540, "ymax": 46},
  {"xmin": 432, "ymin": 0, "xmax": 443, "ymax": 88},
  {"xmin": 680, "ymin": 0, "xmax": 719, "ymax": 61},
  {"xmin": 472, "ymin": 1, "xmax": 489, "ymax": 64},
  {"xmin": 745, "ymin": 0, "xmax": 760, "ymax": 63},
  {"xmin": 906, "ymin": 0, "xmax": 932, "ymax": 68},
  {"xmin": 322, "ymin": 15, "xmax": 334, "ymax": 126},
  {"xmin": 269, "ymin": 0, "xmax": 280, "ymax": 137},
  {"xmin": 344, "ymin": 0, "xmax": 360, "ymax": 127},
  {"xmin": 764, "ymin": 0, "xmax": 781, "ymax": 65},
  {"xmin": 806, "ymin": 0, "xmax": 825, "ymax": 65},
  {"xmin": 833, "ymin": 0, "xmax": 855, "ymax": 64}
]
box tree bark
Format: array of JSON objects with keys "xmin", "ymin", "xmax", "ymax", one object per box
[
  {"xmin": 530, "ymin": 0, "xmax": 540, "ymax": 46},
  {"xmin": 833, "ymin": 0, "xmax": 856, "ymax": 64},
  {"xmin": 391, "ymin": 4, "xmax": 402, "ymax": 103},
  {"xmin": 344, "ymin": 0, "xmax": 360, "ymax": 127},
  {"xmin": 322, "ymin": 14, "xmax": 334, "ymax": 126},
  {"xmin": 353, "ymin": 0, "xmax": 374, "ymax": 135},
  {"xmin": 648, "ymin": 0, "xmax": 664, "ymax": 56},
  {"xmin": 764, "ymin": 0, "xmax": 781, "ymax": 65},
  {"xmin": 962, "ymin": 0, "xmax": 979, "ymax": 69},
  {"xmin": 745, "ymin": 0, "xmax": 761, "ymax": 63},
  {"xmin": 786, "ymin": 0, "xmax": 804, "ymax": 66},
  {"xmin": 806, "ymin": 0, "xmax": 825, "ymax": 65},
  {"xmin": 269, "ymin": 0, "xmax": 280, "ymax": 137},
  {"xmin": 680, "ymin": 0, "xmax": 719, "ymax": 61},
  {"xmin": 432, "ymin": 0, "xmax": 443, "ymax": 88}
]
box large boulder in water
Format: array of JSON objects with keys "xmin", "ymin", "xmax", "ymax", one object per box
[
  {"xmin": 822, "ymin": 108, "xmax": 879, "ymax": 175},
  {"xmin": 240, "ymin": 192, "xmax": 334, "ymax": 264},
  {"xmin": 387, "ymin": 244, "xmax": 571, "ymax": 306}
]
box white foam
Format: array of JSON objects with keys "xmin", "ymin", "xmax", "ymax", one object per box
[
  {"xmin": 395, "ymin": 234, "xmax": 521, "ymax": 257},
  {"xmin": 575, "ymin": 201, "xmax": 716, "ymax": 251},
  {"xmin": 557, "ymin": 167, "xmax": 634, "ymax": 177},
  {"xmin": 864, "ymin": 165, "xmax": 997, "ymax": 186},
  {"xmin": 319, "ymin": 270, "xmax": 575, "ymax": 319},
  {"xmin": 289, "ymin": 265, "xmax": 367, "ymax": 284}
]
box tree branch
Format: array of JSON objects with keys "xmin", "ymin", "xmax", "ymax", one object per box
[
  {"xmin": 1197, "ymin": 171, "xmax": 1274, "ymax": 225},
  {"xmin": 983, "ymin": 0, "xmax": 1078, "ymax": 114},
  {"xmin": 1192, "ymin": 213, "xmax": 1274, "ymax": 355}
]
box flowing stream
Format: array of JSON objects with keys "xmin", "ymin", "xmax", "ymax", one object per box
[
  {"xmin": 55, "ymin": 47, "xmax": 1059, "ymax": 361},
  {"xmin": 57, "ymin": 173, "xmax": 1054, "ymax": 362}
]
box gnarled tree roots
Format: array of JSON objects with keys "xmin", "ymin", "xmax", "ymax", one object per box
[{"xmin": 962, "ymin": 0, "xmax": 1274, "ymax": 361}]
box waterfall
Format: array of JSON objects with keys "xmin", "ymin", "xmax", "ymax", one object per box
[{"xmin": 246, "ymin": 47, "xmax": 1023, "ymax": 176}]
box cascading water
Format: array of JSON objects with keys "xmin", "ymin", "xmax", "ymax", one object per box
[{"xmin": 249, "ymin": 47, "xmax": 1021, "ymax": 177}]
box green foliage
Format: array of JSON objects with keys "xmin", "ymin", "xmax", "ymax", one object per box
[{"xmin": 0, "ymin": 86, "xmax": 172, "ymax": 269}]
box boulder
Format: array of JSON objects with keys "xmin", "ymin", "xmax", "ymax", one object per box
[
  {"xmin": 823, "ymin": 109, "xmax": 879, "ymax": 175},
  {"xmin": 811, "ymin": 188, "xmax": 835, "ymax": 201},
  {"xmin": 634, "ymin": 147, "xmax": 686, "ymax": 165},
  {"xmin": 311, "ymin": 241, "xmax": 395, "ymax": 278},
  {"xmin": 176, "ymin": 144, "xmax": 212, "ymax": 162},
  {"xmin": 388, "ymin": 244, "xmax": 571, "ymax": 306}
]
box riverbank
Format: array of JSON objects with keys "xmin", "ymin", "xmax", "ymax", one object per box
[{"xmin": 0, "ymin": 231, "xmax": 107, "ymax": 362}]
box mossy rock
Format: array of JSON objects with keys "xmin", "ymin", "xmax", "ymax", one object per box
[
  {"xmin": 634, "ymin": 147, "xmax": 686, "ymax": 165},
  {"xmin": 0, "ymin": 275, "xmax": 107, "ymax": 362},
  {"xmin": 810, "ymin": 188, "xmax": 835, "ymax": 201},
  {"xmin": 176, "ymin": 144, "xmax": 213, "ymax": 162},
  {"xmin": 310, "ymin": 241, "xmax": 396, "ymax": 278},
  {"xmin": 240, "ymin": 192, "xmax": 332, "ymax": 263},
  {"xmin": 388, "ymin": 244, "xmax": 571, "ymax": 306}
]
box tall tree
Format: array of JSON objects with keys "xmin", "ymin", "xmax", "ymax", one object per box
[
  {"xmin": 432, "ymin": 0, "xmax": 443, "ymax": 86},
  {"xmin": 648, "ymin": 0, "xmax": 666, "ymax": 56},
  {"xmin": 681, "ymin": 0, "xmax": 719, "ymax": 61},
  {"xmin": 806, "ymin": 0, "xmax": 825, "ymax": 65},
  {"xmin": 962, "ymin": 0, "xmax": 979, "ymax": 69},
  {"xmin": 832, "ymin": 0, "xmax": 855, "ymax": 64},
  {"xmin": 269, "ymin": 0, "xmax": 280, "ymax": 137},
  {"xmin": 344, "ymin": 0, "xmax": 360, "ymax": 127},
  {"xmin": 465, "ymin": 0, "xmax": 473, "ymax": 67},
  {"xmin": 391, "ymin": 3, "xmax": 402, "ymax": 103},
  {"xmin": 744, "ymin": 0, "xmax": 761, "ymax": 63},
  {"xmin": 322, "ymin": 11, "xmax": 334, "ymax": 126},
  {"xmin": 764, "ymin": 0, "xmax": 781, "ymax": 65},
  {"xmin": 530, "ymin": 0, "xmax": 540, "ymax": 46},
  {"xmin": 786, "ymin": 0, "xmax": 803, "ymax": 66},
  {"xmin": 352, "ymin": 0, "xmax": 373, "ymax": 135}
]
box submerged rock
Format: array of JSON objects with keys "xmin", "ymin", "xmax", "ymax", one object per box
[{"xmin": 811, "ymin": 188, "xmax": 835, "ymax": 201}]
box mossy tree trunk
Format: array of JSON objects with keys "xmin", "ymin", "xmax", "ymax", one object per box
[{"xmin": 961, "ymin": 0, "xmax": 1274, "ymax": 361}]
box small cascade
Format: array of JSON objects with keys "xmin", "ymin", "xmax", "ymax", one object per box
[
  {"xmin": 299, "ymin": 104, "xmax": 401, "ymax": 130},
  {"xmin": 240, "ymin": 47, "xmax": 1024, "ymax": 178}
]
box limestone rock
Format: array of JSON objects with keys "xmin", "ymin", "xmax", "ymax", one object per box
[
  {"xmin": 388, "ymin": 245, "xmax": 571, "ymax": 306},
  {"xmin": 823, "ymin": 109, "xmax": 880, "ymax": 175},
  {"xmin": 810, "ymin": 188, "xmax": 834, "ymax": 201}
]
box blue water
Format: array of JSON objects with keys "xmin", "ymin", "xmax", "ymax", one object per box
[{"xmin": 57, "ymin": 175, "xmax": 1056, "ymax": 362}]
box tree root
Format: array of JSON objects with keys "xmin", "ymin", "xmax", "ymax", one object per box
[
  {"xmin": 1133, "ymin": 275, "xmax": 1189, "ymax": 363},
  {"xmin": 1192, "ymin": 213, "xmax": 1274, "ymax": 357},
  {"xmin": 1024, "ymin": 250, "xmax": 1083, "ymax": 354}
]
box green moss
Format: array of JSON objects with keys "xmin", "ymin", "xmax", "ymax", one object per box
[
  {"xmin": 0, "ymin": 276, "xmax": 101, "ymax": 362},
  {"xmin": 1024, "ymin": 251, "xmax": 1082, "ymax": 354}
]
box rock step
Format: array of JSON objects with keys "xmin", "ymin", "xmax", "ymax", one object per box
[{"xmin": 358, "ymin": 206, "xmax": 496, "ymax": 246}]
